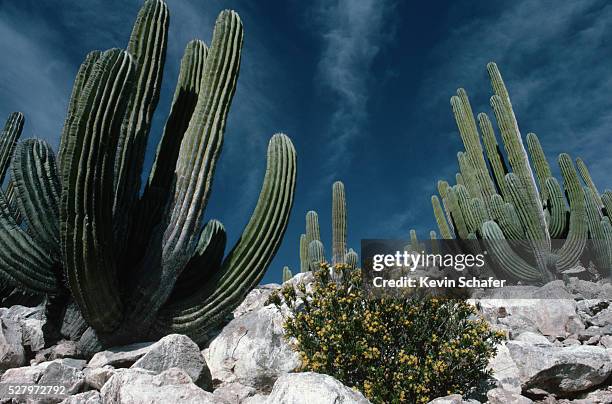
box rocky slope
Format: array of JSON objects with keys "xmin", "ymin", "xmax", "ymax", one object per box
[{"xmin": 0, "ymin": 272, "xmax": 609, "ymax": 403}]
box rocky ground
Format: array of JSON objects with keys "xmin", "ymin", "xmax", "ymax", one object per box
[{"xmin": 0, "ymin": 271, "xmax": 610, "ymax": 403}]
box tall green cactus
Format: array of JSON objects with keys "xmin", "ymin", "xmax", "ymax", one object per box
[
  {"xmin": 430, "ymin": 62, "xmax": 607, "ymax": 282},
  {"xmin": 332, "ymin": 181, "xmax": 347, "ymax": 265},
  {"xmin": 298, "ymin": 180, "xmax": 357, "ymax": 272},
  {"xmin": 0, "ymin": 0, "xmax": 297, "ymax": 353}
]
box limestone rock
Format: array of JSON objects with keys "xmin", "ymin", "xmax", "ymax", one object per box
[
  {"xmin": 100, "ymin": 367, "xmax": 220, "ymax": 404},
  {"xmin": 131, "ymin": 333, "xmax": 211, "ymax": 389},
  {"xmin": 203, "ymin": 305, "xmax": 300, "ymax": 391},
  {"xmin": 506, "ymin": 341, "xmax": 612, "ymax": 396},
  {"xmin": 264, "ymin": 372, "xmax": 370, "ymax": 404},
  {"xmin": 87, "ymin": 341, "xmax": 154, "ymax": 369}
]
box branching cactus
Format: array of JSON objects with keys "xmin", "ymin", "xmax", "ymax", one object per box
[
  {"xmin": 298, "ymin": 180, "xmax": 357, "ymax": 271},
  {"xmin": 282, "ymin": 266, "xmax": 293, "ymax": 283},
  {"xmin": 0, "ymin": 0, "xmax": 297, "ymax": 354},
  {"xmin": 431, "ymin": 62, "xmax": 610, "ymax": 282}
]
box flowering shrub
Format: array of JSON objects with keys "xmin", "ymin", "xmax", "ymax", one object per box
[{"xmin": 273, "ymin": 264, "xmax": 504, "ymax": 403}]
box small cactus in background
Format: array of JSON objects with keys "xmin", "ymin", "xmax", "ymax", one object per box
[
  {"xmin": 430, "ymin": 62, "xmax": 610, "ymax": 282},
  {"xmin": 296, "ymin": 181, "xmax": 358, "ymax": 272},
  {"xmin": 0, "ymin": 0, "xmax": 298, "ymax": 354},
  {"xmin": 282, "ymin": 266, "xmax": 293, "ymax": 283}
]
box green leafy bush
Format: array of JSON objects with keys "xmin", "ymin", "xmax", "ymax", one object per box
[{"xmin": 275, "ymin": 264, "xmax": 504, "ymax": 403}]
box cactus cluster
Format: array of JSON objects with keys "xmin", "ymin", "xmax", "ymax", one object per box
[
  {"xmin": 0, "ymin": 0, "xmax": 297, "ymax": 354},
  {"xmin": 296, "ymin": 181, "xmax": 358, "ymax": 273},
  {"xmin": 430, "ymin": 62, "xmax": 610, "ymax": 283}
]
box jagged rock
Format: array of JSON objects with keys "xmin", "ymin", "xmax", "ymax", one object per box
[
  {"xmin": 233, "ymin": 284, "xmax": 281, "ymax": 318},
  {"xmin": 213, "ymin": 382, "xmax": 257, "ymax": 403},
  {"xmin": 599, "ymin": 335, "xmax": 612, "ymax": 348},
  {"xmin": 87, "ymin": 341, "xmax": 154, "ymax": 369},
  {"xmin": 1, "ymin": 304, "xmax": 46, "ymax": 354},
  {"xmin": 131, "ymin": 334, "xmax": 211, "ymax": 389},
  {"xmin": 506, "ymin": 341, "xmax": 612, "ymax": 396},
  {"xmin": 486, "ymin": 343, "xmax": 521, "ymax": 393},
  {"xmin": 588, "ymin": 308, "xmax": 612, "ymax": 327},
  {"xmin": 60, "ymin": 390, "xmax": 103, "ymax": 403},
  {"xmin": 100, "ymin": 367, "xmax": 220, "ymax": 404},
  {"xmin": 486, "ymin": 388, "xmax": 532, "ymax": 403},
  {"xmin": 84, "ymin": 365, "xmax": 116, "ymax": 390},
  {"xmin": 576, "ymin": 299, "xmax": 608, "ymax": 318},
  {"xmin": 496, "ymin": 314, "xmax": 540, "ymax": 337},
  {"xmin": 427, "ymin": 394, "xmax": 467, "ymax": 403},
  {"xmin": 203, "ymin": 305, "xmax": 300, "ymax": 391},
  {"xmin": 565, "ymin": 278, "xmax": 612, "ymax": 300},
  {"xmin": 242, "ymin": 393, "xmax": 269, "ymax": 404},
  {"xmin": 60, "ymin": 302, "xmax": 88, "ymax": 341},
  {"xmin": 561, "ymin": 338, "xmax": 581, "ymax": 346},
  {"xmin": 0, "ymin": 317, "xmax": 26, "ymax": 372},
  {"xmin": 514, "ymin": 332, "xmax": 552, "ymax": 346},
  {"xmin": 33, "ymin": 340, "xmax": 80, "ymax": 364},
  {"xmin": 571, "ymin": 386, "xmax": 612, "ymax": 404},
  {"xmin": 1, "ymin": 360, "xmax": 85, "ymax": 399},
  {"xmin": 264, "ymin": 372, "xmax": 371, "ymax": 404},
  {"xmin": 476, "ymin": 282, "xmax": 583, "ymax": 337}
]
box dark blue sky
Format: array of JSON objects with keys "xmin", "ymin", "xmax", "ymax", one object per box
[{"xmin": 1, "ymin": 0, "xmax": 611, "ymax": 284}]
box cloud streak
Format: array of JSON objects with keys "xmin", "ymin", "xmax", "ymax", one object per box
[{"xmin": 314, "ymin": 0, "xmax": 394, "ymax": 181}]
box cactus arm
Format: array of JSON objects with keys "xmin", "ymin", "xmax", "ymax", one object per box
[
  {"xmin": 113, "ymin": 0, "xmax": 169, "ymax": 230},
  {"xmin": 526, "ymin": 133, "xmax": 552, "ymax": 200},
  {"xmin": 584, "ymin": 186, "xmax": 609, "ymax": 270},
  {"xmin": 602, "ymin": 191, "xmax": 612, "ymax": 217},
  {"xmin": 544, "ymin": 177, "xmax": 567, "ymax": 239},
  {"xmin": 126, "ymin": 39, "xmax": 208, "ymax": 268},
  {"xmin": 444, "ymin": 185, "xmax": 469, "ymax": 239},
  {"xmin": 166, "ymin": 219, "xmax": 226, "ymax": 303},
  {"xmin": 346, "ymin": 248, "xmax": 358, "ymax": 270},
  {"xmin": 282, "ymin": 266, "xmax": 292, "ymax": 283},
  {"xmin": 601, "ymin": 217, "xmax": 612, "ymax": 278},
  {"xmin": 455, "ymin": 173, "xmax": 464, "ymax": 186},
  {"xmin": 11, "ymin": 139, "xmax": 61, "ymax": 256},
  {"xmin": 477, "ymin": 112, "xmax": 509, "ymax": 198},
  {"xmin": 60, "ymin": 49, "xmax": 136, "ymax": 333},
  {"xmin": 0, "ymin": 193, "xmax": 59, "ymax": 294},
  {"xmin": 308, "ymin": 240, "xmax": 326, "ymax": 271},
  {"xmin": 452, "ymin": 90, "xmax": 496, "ymax": 199},
  {"xmin": 332, "ymin": 181, "xmax": 347, "ymax": 265},
  {"xmin": 0, "ymin": 113, "xmax": 24, "ymax": 184},
  {"xmin": 455, "ymin": 184, "xmax": 480, "ymax": 235},
  {"xmin": 481, "ymin": 221, "xmax": 543, "ymax": 282},
  {"xmin": 150, "ymin": 133, "xmax": 297, "ymax": 342},
  {"xmin": 457, "ymin": 152, "xmax": 479, "ymax": 198},
  {"xmin": 576, "ymin": 157, "xmax": 603, "ymax": 208},
  {"xmin": 488, "ymin": 63, "xmax": 550, "ymax": 249},
  {"xmin": 305, "ymin": 210, "xmax": 321, "ymax": 245},
  {"xmin": 125, "ymin": 10, "xmax": 244, "ymax": 328},
  {"xmin": 437, "ymin": 180, "xmax": 455, "ymax": 234},
  {"xmin": 299, "ymin": 233, "xmax": 308, "ymax": 272},
  {"xmin": 504, "ymin": 172, "xmax": 555, "ymax": 276},
  {"xmin": 431, "ymin": 195, "xmax": 454, "ymax": 239},
  {"xmin": 58, "ymin": 51, "xmax": 101, "ymax": 169},
  {"xmin": 4, "ymin": 180, "xmax": 22, "ymax": 224},
  {"xmin": 555, "ymin": 154, "xmax": 587, "ymax": 271},
  {"xmin": 409, "ymin": 229, "xmax": 420, "ymax": 252}
]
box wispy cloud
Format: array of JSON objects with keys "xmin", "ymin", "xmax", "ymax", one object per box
[
  {"xmin": 313, "ymin": 0, "xmax": 395, "ymax": 182},
  {"xmin": 420, "ymin": 0, "xmax": 612, "ymax": 189}
]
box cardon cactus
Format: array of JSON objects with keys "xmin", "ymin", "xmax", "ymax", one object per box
[
  {"xmin": 0, "ymin": 0, "xmax": 297, "ymax": 354},
  {"xmin": 298, "ymin": 180, "xmax": 357, "ymax": 271},
  {"xmin": 430, "ymin": 62, "xmax": 610, "ymax": 283},
  {"xmin": 282, "ymin": 266, "xmax": 293, "ymax": 283}
]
